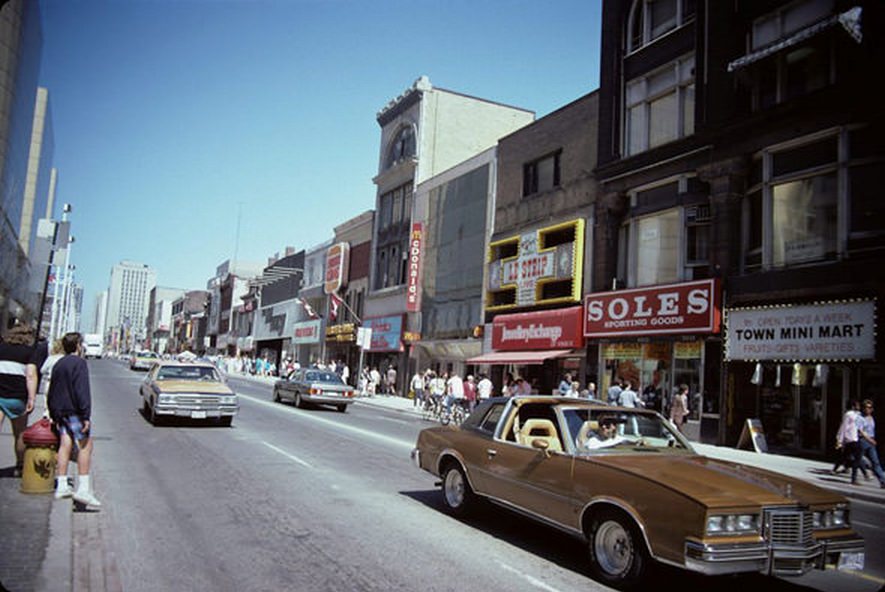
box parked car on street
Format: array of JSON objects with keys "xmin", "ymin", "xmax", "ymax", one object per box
[
  {"xmin": 273, "ymin": 368, "xmax": 354, "ymax": 412},
  {"xmin": 412, "ymin": 396, "xmax": 864, "ymax": 588},
  {"xmin": 140, "ymin": 361, "xmax": 238, "ymax": 426},
  {"xmin": 130, "ymin": 350, "xmax": 160, "ymax": 371}
]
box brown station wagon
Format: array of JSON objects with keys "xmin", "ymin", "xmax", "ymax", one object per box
[{"xmin": 411, "ymin": 396, "xmax": 864, "ymax": 588}]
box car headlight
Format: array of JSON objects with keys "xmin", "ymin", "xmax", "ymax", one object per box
[
  {"xmin": 706, "ymin": 513, "xmax": 760, "ymax": 535},
  {"xmin": 814, "ymin": 506, "xmax": 850, "ymax": 529},
  {"xmin": 222, "ymin": 396, "xmax": 237, "ymax": 404},
  {"xmin": 158, "ymin": 394, "xmax": 175, "ymax": 404}
]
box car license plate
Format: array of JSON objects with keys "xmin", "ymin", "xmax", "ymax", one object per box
[
  {"xmin": 191, "ymin": 410, "xmax": 207, "ymax": 419},
  {"xmin": 837, "ymin": 552, "xmax": 864, "ymax": 571}
]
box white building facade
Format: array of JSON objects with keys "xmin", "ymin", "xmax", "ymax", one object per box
[{"xmin": 106, "ymin": 260, "xmax": 157, "ymax": 352}]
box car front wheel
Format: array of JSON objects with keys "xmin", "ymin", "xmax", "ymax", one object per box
[
  {"xmin": 273, "ymin": 388, "xmax": 281, "ymax": 403},
  {"xmin": 441, "ymin": 463, "xmax": 476, "ymax": 517},
  {"xmin": 587, "ymin": 509, "xmax": 648, "ymax": 589}
]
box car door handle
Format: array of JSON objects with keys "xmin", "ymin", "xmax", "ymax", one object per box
[{"xmin": 486, "ymin": 449, "xmax": 497, "ymax": 458}]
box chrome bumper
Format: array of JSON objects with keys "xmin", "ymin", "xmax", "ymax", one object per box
[
  {"xmin": 685, "ymin": 534, "xmax": 864, "ymax": 577},
  {"xmin": 155, "ymin": 404, "xmax": 239, "ymax": 417}
]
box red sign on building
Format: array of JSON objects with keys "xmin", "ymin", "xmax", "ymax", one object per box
[
  {"xmin": 406, "ymin": 223, "xmax": 423, "ymax": 313},
  {"xmin": 492, "ymin": 306, "xmax": 585, "ymax": 351},
  {"xmin": 324, "ymin": 242, "xmax": 350, "ymax": 295},
  {"xmin": 583, "ymin": 279, "xmax": 721, "ymax": 338}
]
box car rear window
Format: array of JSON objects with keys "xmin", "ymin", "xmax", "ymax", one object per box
[
  {"xmin": 305, "ymin": 371, "xmax": 342, "ymax": 383},
  {"xmin": 462, "ymin": 402, "xmax": 505, "ymax": 434}
]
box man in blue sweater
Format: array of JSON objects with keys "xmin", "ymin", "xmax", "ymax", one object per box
[{"xmin": 47, "ymin": 332, "xmax": 100, "ymax": 508}]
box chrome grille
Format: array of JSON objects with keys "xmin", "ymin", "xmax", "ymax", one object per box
[
  {"xmin": 176, "ymin": 396, "xmax": 222, "ymax": 405},
  {"xmin": 765, "ymin": 509, "xmax": 813, "ymax": 546}
]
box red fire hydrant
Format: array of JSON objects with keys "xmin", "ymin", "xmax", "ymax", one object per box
[{"xmin": 20, "ymin": 418, "xmax": 59, "ymax": 494}]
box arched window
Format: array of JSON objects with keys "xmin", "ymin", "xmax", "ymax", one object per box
[
  {"xmin": 385, "ymin": 125, "xmax": 416, "ymax": 170},
  {"xmin": 627, "ymin": 0, "xmax": 696, "ymax": 53}
]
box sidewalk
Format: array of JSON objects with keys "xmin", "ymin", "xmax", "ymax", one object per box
[
  {"xmin": 349, "ymin": 391, "xmax": 885, "ymax": 506},
  {"xmin": 0, "ymin": 430, "xmax": 72, "ymax": 592}
]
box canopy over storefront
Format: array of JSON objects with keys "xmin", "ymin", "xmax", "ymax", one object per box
[{"xmin": 467, "ymin": 349, "xmax": 573, "ymax": 365}]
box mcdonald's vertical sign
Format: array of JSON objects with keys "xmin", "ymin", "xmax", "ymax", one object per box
[{"xmin": 406, "ymin": 223, "xmax": 423, "ymax": 312}]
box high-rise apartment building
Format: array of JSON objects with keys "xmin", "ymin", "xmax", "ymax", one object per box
[
  {"xmin": 19, "ymin": 86, "xmax": 54, "ymax": 257},
  {"xmin": 106, "ymin": 261, "xmax": 157, "ymax": 350}
]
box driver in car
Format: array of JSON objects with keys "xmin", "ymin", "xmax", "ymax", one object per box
[{"xmin": 585, "ymin": 416, "xmax": 626, "ymax": 449}]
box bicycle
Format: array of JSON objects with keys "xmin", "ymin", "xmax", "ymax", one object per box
[
  {"xmin": 440, "ymin": 399, "xmax": 469, "ymax": 426},
  {"xmin": 422, "ymin": 393, "xmax": 444, "ymax": 422}
]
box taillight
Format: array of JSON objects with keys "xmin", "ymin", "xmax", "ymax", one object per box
[{"xmin": 345, "ymin": 391, "xmax": 353, "ymax": 398}]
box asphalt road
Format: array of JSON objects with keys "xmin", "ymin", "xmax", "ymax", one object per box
[{"xmin": 81, "ymin": 360, "xmax": 883, "ymax": 592}]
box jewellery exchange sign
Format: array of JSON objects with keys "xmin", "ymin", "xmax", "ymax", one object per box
[{"xmin": 725, "ymin": 300, "xmax": 876, "ymax": 362}]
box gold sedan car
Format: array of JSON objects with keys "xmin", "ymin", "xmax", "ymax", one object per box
[
  {"xmin": 140, "ymin": 361, "xmax": 238, "ymax": 426},
  {"xmin": 412, "ymin": 396, "xmax": 864, "ymax": 588}
]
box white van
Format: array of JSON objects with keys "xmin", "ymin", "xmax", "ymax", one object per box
[{"xmin": 83, "ymin": 334, "xmax": 104, "ymax": 359}]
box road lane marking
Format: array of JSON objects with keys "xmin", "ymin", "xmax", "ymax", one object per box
[
  {"xmin": 497, "ymin": 562, "xmax": 563, "ymax": 592},
  {"xmin": 851, "ymin": 519, "xmax": 880, "ymax": 530},
  {"xmin": 237, "ymin": 392, "xmax": 414, "ymax": 451},
  {"xmin": 262, "ymin": 441, "xmax": 314, "ymax": 469}
]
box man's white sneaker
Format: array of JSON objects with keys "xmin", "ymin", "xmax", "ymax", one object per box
[
  {"xmin": 72, "ymin": 490, "xmax": 102, "ymax": 508},
  {"xmin": 54, "ymin": 487, "xmax": 73, "ymax": 499}
]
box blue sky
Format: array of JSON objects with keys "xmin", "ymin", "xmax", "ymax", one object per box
[{"xmin": 38, "ymin": 0, "xmax": 602, "ymax": 328}]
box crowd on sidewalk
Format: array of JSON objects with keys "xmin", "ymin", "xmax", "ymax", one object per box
[{"xmin": 1, "ymin": 324, "xmax": 102, "ymax": 509}]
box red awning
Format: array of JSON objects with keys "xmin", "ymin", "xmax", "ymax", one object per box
[{"xmin": 466, "ymin": 349, "xmax": 573, "ymax": 365}]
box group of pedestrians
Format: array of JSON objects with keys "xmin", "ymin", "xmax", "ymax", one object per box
[
  {"xmin": 556, "ymin": 373, "xmax": 599, "ymax": 399},
  {"xmin": 358, "ymin": 365, "xmax": 396, "ymax": 396},
  {"xmin": 834, "ymin": 398, "xmax": 885, "ymax": 488},
  {"xmin": 409, "ymin": 369, "xmax": 493, "ymax": 416},
  {"xmin": 0, "ymin": 323, "xmax": 100, "ymax": 509},
  {"xmin": 606, "ymin": 378, "xmax": 691, "ymax": 433}
]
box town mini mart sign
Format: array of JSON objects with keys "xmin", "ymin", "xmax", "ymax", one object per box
[{"xmin": 725, "ymin": 300, "xmax": 876, "ymax": 362}]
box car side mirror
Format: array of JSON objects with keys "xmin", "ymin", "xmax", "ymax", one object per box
[{"xmin": 531, "ymin": 439, "xmax": 552, "ymax": 457}]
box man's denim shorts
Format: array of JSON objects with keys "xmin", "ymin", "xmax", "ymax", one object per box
[{"xmin": 57, "ymin": 415, "xmax": 91, "ymax": 444}]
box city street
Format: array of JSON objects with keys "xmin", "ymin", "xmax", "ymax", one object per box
[{"xmin": 12, "ymin": 359, "xmax": 881, "ymax": 592}]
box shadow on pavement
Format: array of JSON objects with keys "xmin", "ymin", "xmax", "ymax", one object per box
[{"xmin": 399, "ymin": 489, "xmax": 853, "ymax": 592}]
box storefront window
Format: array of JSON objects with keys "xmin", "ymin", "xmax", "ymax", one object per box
[
  {"xmin": 673, "ymin": 341, "xmax": 702, "ymax": 420},
  {"xmin": 756, "ymin": 363, "xmax": 828, "ymax": 453},
  {"xmin": 600, "ymin": 340, "xmax": 703, "ymax": 418}
]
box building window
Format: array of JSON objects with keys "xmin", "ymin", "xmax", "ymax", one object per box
[
  {"xmin": 378, "ymin": 183, "xmax": 412, "ymax": 232},
  {"xmin": 625, "ymin": 55, "xmax": 694, "ymax": 156},
  {"xmin": 622, "ymin": 179, "xmax": 710, "ymax": 286},
  {"xmin": 627, "ymin": 0, "xmax": 696, "ymax": 53},
  {"xmin": 742, "ymin": 128, "xmax": 884, "ymax": 271},
  {"xmin": 385, "ymin": 125, "xmax": 416, "ymax": 170},
  {"xmin": 522, "ymin": 151, "xmax": 561, "ymax": 196},
  {"xmin": 634, "ymin": 209, "xmax": 681, "ymax": 286},
  {"xmin": 751, "ymin": 0, "xmax": 833, "ymax": 51}
]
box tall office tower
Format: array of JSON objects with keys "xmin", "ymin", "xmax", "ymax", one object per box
[
  {"xmin": 106, "ymin": 261, "xmax": 157, "ymax": 350},
  {"xmin": 0, "ymin": 0, "xmax": 44, "ymax": 327}
]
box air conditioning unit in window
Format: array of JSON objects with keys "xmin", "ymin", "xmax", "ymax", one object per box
[{"xmin": 686, "ymin": 204, "xmax": 711, "ymax": 223}]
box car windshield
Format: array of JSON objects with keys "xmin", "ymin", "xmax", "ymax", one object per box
[
  {"xmin": 156, "ymin": 366, "xmax": 220, "ymax": 381},
  {"xmin": 562, "ymin": 408, "xmax": 693, "ymax": 454},
  {"xmin": 305, "ymin": 371, "xmax": 343, "ymax": 383},
  {"xmin": 140, "ymin": 352, "xmax": 158, "ymax": 358}
]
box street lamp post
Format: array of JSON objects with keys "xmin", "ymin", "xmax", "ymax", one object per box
[{"xmin": 48, "ymin": 204, "xmax": 72, "ymax": 341}]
